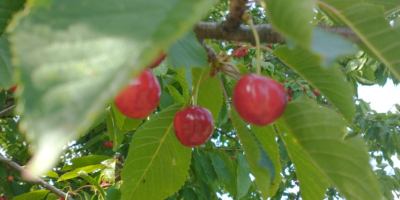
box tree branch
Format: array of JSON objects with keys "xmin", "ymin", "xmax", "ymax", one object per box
[
  {"xmin": 0, "ymin": 105, "xmax": 15, "ymax": 117},
  {"xmin": 0, "ymin": 154, "xmax": 73, "ymax": 200},
  {"xmin": 194, "ymin": 22, "xmax": 360, "ymax": 44}
]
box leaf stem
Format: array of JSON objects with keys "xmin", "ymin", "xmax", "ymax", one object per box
[{"xmin": 243, "ymin": 14, "xmax": 261, "ymax": 75}]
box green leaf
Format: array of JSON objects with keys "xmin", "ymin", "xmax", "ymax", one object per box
[
  {"xmin": 231, "ymin": 109, "xmax": 271, "ymax": 199},
  {"xmin": 101, "ymin": 159, "xmax": 117, "ymax": 183},
  {"xmin": 105, "ymin": 184, "xmax": 122, "ymax": 200},
  {"xmin": 44, "ymin": 170, "xmax": 59, "ymax": 178},
  {"xmin": 274, "ymin": 46, "xmax": 355, "ymax": 122},
  {"xmin": 209, "ymin": 152, "xmax": 232, "ymax": 187},
  {"xmin": 167, "ymin": 84, "xmax": 184, "ymax": 103},
  {"xmin": 61, "ymin": 155, "xmax": 110, "ymax": 171},
  {"xmin": 193, "ymin": 149, "xmax": 217, "ymax": 183},
  {"xmin": 236, "ymin": 153, "xmax": 251, "ymax": 200},
  {"xmin": 263, "ymin": 0, "xmax": 315, "ymax": 48},
  {"xmin": 108, "ymin": 108, "xmax": 125, "ymax": 151},
  {"xmin": 10, "ymin": 0, "xmax": 216, "ymax": 176},
  {"xmin": 167, "ymin": 31, "xmax": 207, "ymax": 69},
  {"xmin": 311, "ymin": 28, "xmax": 356, "ymax": 67},
  {"xmin": 276, "ymin": 120, "xmax": 329, "ymax": 200},
  {"xmin": 216, "ymin": 151, "xmax": 238, "ymax": 197},
  {"xmin": 174, "ymin": 69, "xmax": 190, "ymax": 100},
  {"xmin": 278, "ymin": 96, "xmax": 382, "ymax": 200},
  {"xmin": 319, "ymin": 3, "xmax": 400, "ymax": 80},
  {"xmin": 58, "ymin": 164, "xmax": 104, "ymax": 181},
  {"xmin": 111, "ymin": 103, "xmax": 126, "ymax": 130},
  {"xmin": 13, "ymin": 190, "xmax": 49, "ymax": 200},
  {"xmin": 78, "ymin": 171, "xmax": 106, "ymax": 198},
  {"xmin": 192, "ymin": 67, "xmax": 223, "ymax": 121},
  {"xmin": 0, "ymin": 34, "xmax": 14, "ymax": 89},
  {"xmin": 251, "ymin": 125, "xmax": 282, "ymax": 196},
  {"xmin": 0, "ymin": 0, "xmax": 25, "ymax": 35},
  {"xmin": 120, "ymin": 104, "xmax": 192, "ymax": 200}
]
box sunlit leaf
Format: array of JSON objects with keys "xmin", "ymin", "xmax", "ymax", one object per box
[
  {"xmin": 274, "ymin": 46, "xmax": 355, "ymax": 122},
  {"xmin": 120, "ymin": 104, "xmax": 192, "ymax": 200},
  {"xmin": 61, "ymin": 155, "xmax": 110, "ymax": 171},
  {"xmin": 58, "ymin": 164, "xmax": 104, "ymax": 181},
  {"xmin": 13, "ymin": 190, "xmax": 49, "ymax": 200}
]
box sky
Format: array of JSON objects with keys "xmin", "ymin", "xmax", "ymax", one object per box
[{"xmin": 358, "ymin": 80, "xmax": 400, "ymax": 113}]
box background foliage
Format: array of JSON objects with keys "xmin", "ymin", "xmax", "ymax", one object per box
[{"xmin": 1, "ymin": 0, "xmax": 400, "ymax": 200}]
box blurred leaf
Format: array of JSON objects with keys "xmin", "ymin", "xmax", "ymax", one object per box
[
  {"xmin": 192, "ymin": 67, "xmax": 223, "ymax": 121},
  {"xmin": 167, "ymin": 31, "xmax": 207, "ymax": 69},
  {"xmin": 13, "ymin": 190, "xmax": 49, "ymax": 200},
  {"xmin": 319, "ymin": 3, "xmax": 400, "ymax": 80},
  {"xmin": 231, "ymin": 109, "xmax": 272, "ymax": 199},
  {"xmin": 311, "ymin": 28, "xmax": 356, "ymax": 67},
  {"xmin": 0, "ymin": 0, "xmax": 25, "ymax": 35},
  {"xmin": 209, "ymin": 152, "xmax": 234, "ymax": 193},
  {"xmin": 61, "ymin": 155, "xmax": 110, "ymax": 171},
  {"xmin": 58, "ymin": 164, "xmax": 104, "ymax": 181},
  {"xmin": 279, "ymin": 96, "xmax": 382, "ymax": 200},
  {"xmin": 10, "ymin": 0, "xmax": 216, "ymax": 176},
  {"xmin": 111, "ymin": 103, "xmax": 126, "ymax": 130},
  {"xmin": 109, "ymin": 108, "xmax": 125, "ymax": 151},
  {"xmin": 274, "ymin": 46, "xmax": 355, "ymax": 122},
  {"xmin": 120, "ymin": 104, "xmax": 192, "ymax": 200},
  {"xmin": 0, "ymin": 35, "xmax": 14, "ymax": 89},
  {"xmin": 43, "ymin": 170, "xmax": 59, "ymax": 178},
  {"xmin": 263, "ymin": 0, "xmax": 315, "ymax": 48},
  {"xmin": 236, "ymin": 153, "xmax": 251, "ymax": 199}
]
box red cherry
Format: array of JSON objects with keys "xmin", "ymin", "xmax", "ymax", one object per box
[
  {"xmin": 231, "ymin": 156, "xmax": 235, "ymax": 159},
  {"xmin": 8, "ymin": 85, "xmax": 17, "ymax": 92},
  {"xmin": 313, "ymin": 89, "xmax": 320, "ymax": 96},
  {"xmin": 295, "ymin": 180, "xmax": 299, "ymax": 185},
  {"xmin": 174, "ymin": 106, "xmax": 214, "ymax": 147},
  {"xmin": 7, "ymin": 176, "xmax": 14, "ymax": 181},
  {"xmin": 108, "ymin": 141, "xmax": 114, "ymax": 148},
  {"xmin": 243, "ymin": 49, "xmax": 248, "ymax": 56},
  {"xmin": 267, "ymin": 44, "xmax": 273, "ymax": 48},
  {"xmin": 148, "ymin": 53, "xmax": 166, "ymax": 69},
  {"xmin": 235, "ymin": 51, "xmax": 242, "ymax": 58},
  {"xmin": 233, "ymin": 74, "xmax": 287, "ymax": 126},
  {"xmin": 0, "ymin": 197, "xmax": 6, "ymax": 200},
  {"xmin": 104, "ymin": 141, "xmax": 109, "ymax": 147},
  {"xmin": 114, "ymin": 69, "xmax": 161, "ymax": 119}
]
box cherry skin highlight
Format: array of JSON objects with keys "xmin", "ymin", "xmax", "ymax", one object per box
[
  {"xmin": 148, "ymin": 53, "xmax": 166, "ymax": 69},
  {"xmin": 174, "ymin": 106, "xmax": 214, "ymax": 147},
  {"xmin": 233, "ymin": 74, "xmax": 287, "ymax": 126},
  {"xmin": 114, "ymin": 69, "xmax": 161, "ymax": 119}
]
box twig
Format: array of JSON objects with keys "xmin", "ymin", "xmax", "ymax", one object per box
[
  {"xmin": 0, "ymin": 154, "xmax": 73, "ymax": 200},
  {"xmin": 0, "ymin": 105, "xmax": 15, "ymax": 117}
]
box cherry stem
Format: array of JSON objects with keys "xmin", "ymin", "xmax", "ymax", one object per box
[
  {"xmin": 217, "ymin": 72, "xmax": 231, "ymax": 109},
  {"xmin": 222, "ymin": 67, "xmax": 242, "ymax": 76},
  {"xmin": 221, "ymin": 69, "xmax": 240, "ymax": 81},
  {"xmin": 243, "ymin": 13, "xmax": 261, "ymax": 75},
  {"xmin": 222, "ymin": 62, "xmax": 242, "ymax": 75}
]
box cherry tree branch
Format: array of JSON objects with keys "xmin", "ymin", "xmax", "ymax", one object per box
[
  {"xmin": 0, "ymin": 105, "xmax": 15, "ymax": 117},
  {"xmin": 0, "ymin": 154, "xmax": 73, "ymax": 200},
  {"xmin": 194, "ymin": 22, "xmax": 361, "ymax": 44}
]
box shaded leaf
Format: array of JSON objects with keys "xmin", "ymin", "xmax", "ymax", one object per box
[
  {"xmin": 120, "ymin": 104, "xmax": 192, "ymax": 200},
  {"xmin": 231, "ymin": 109, "xmax": 271, "ymax": 199},
  {"xmin": 167, "ymin": 84, "xmax": 184, "ymax": 103},
  {"xmin": 236, "ymin": 153, "xmax": 251, "ymax": 200},
  {"xmin": 167, "ymin": 31, "xmax": 207, "ymax": 70},
  {"xmin": 192, "ymin": 67, "xmax": 223, "ymax": 121},
  {"xmin": 193, "ymin": 149, "xmax": 217, "ymax": 183},
  {"xmin": 274, "ymin": 46, "xmax": 355, "ymax": 122},
  {"xmin": 79, "ymin": 171, "xmax": 106, "ymax": 198},
  {"xmin": 263, "ymin": 0, "xmax": 315, "ymax": 48},
  {"xmin": 279, "ymin": 96, "xmax": 382, "ymax": 200},
  {"xmin": 0, "ymin": 35, "xmax": 14, "ymax": 89},
  {"xmin": 0, "ymin": 0, "xmax": 25, "ymax": 35}
]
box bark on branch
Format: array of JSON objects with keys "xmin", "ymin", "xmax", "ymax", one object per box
[
  {"xmin": 0, "ymin": 154, "xmax": 73, "ymax": 200},
  {"xmin": 194, "ymin": 22, "xmax": 361, "ymax": 44}
]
